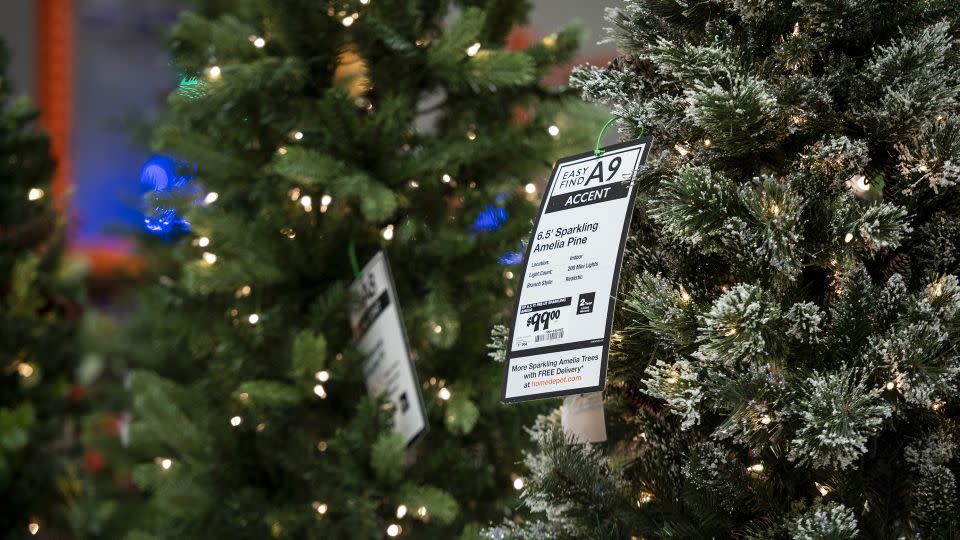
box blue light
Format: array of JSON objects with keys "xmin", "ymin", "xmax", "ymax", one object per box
[
  {"xmin": 472, "ymin": 204, "xmax": 509, "ymax": 232},
  {"xmin": 139, "ymin": 154, "xmax": 195, "ymax": 239},
  {"xmin": 498, "ymin": 250, "xmax": 524, "ymax": 266}
]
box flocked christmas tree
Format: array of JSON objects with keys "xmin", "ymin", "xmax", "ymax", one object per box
[
  {"xmin": 118, "ymin": 1, "xmax": 597, "ymax": 538},
  {"xmin": 490, "ymin": 0, "xmax": 960, "ymax": 538},
  {"xmin": 0, "ymin": 39, "xmax": 85, "ymax": 538}
]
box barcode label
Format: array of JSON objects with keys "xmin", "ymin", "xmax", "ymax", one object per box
[{"xmin": 535, "ymin": 329, "xmax": 564, "ymax": 343}]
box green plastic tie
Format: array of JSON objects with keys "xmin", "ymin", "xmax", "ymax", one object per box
[
  {"xmin": 594, "ymin": 115, "xmax": 621, "ymax": 157},
  {"xmin": 348, "ymin": 240, "xmax": 361, "ymax": 278}
]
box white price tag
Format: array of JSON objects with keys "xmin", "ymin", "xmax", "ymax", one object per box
[
  {"xmin": 350, "ymin": 251, "xmax": 428, "ymax": 445},
  {"xmin": 501, "ymin": 139, "xmax": 651, "ymax": 402},
  {"xmin": 561, "ymin": 392, "xmax": 606, "ymax": 443}
]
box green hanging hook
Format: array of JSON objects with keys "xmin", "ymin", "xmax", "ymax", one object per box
[
  {"xmin": 348, "ymin": 240, "xmax": 361, "ymax": 278},
  {"xmin": 594, "ymin": 115, "xmax": 621, "ymax": 157}
]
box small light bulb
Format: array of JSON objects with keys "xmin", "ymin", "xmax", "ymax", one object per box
[
  {"xmin": 342, "ymin": 15, "xmax": 354, "ymax": 27},
  {"xmin": 466, "ymin": 42, "xmax": 482, "ymax": 56},
  {"xmin": 703, "ymin": 139, "xmax": 712, "ymax": 147},
  {"xmin": 396, "ymin": 504, "xmax": 407, "ymax": 518},
  {"xmin": 724, "ymin": 327, "xmax": 737, "ymax": 337},
  {"xmin": 28, "ymin": 188, "xmax": 44, "ymax": 201},
  {"xmin": 850, "ymin": 174, "xmax": 869, "ymax": 192},
  {"xmin": 844, "ymin": 232, "xmax": 854, "ymax": 243},
  {"xmin": 438, "ymin": 387, "xmax": 451, "ymax": 400},
  {"xmin": 547, "ymin": 125, "xmax": 560, "ymax": 137},
  {"xmin": 314, "ymin": 501, "xmax": 328, "ymax": 514},
  {"xmin": 208, "ymin": 65, "xmax": 221, "ymax": 79},
  {"xmin": 386, "ymin": 524, "xmax": 401, "ymax": 537},
  {"xmin": 248, "ymin": 313, "xmax": 259, "ymax": 324},
  {"xmin": 317, "ymin": 440, "xmax": 328, "ymax": 452},
  {"xmin": 524, "ymin": 183, "xmax": 536, "ymax": 194},
  {"xmin": 253, "ymin": 36, "xmax": 266, "ymax": 48},
  {"xmin": 240, "ymin": 285, "xmax": 252, "ymax": 296},
  {"xmin": 816, "ymin": 482, "xmax": 831, "ymax": 496},
  {"xmin": 161, "ymin": 458, "xmax": 173, "ymax": 469},
  {"xmin": 360, "ymin": 0, "xmax": 370, "ymax": 4},
  {"xmin": 408, "ymin": 180, "xmax": 419, "ymax": 189},
  {"xmin": 748, "ymin": 463, "xmax": 764, "ymax": 473},
  {"xmin": 417, "ymin": 506, "xmax": 427, "ymax": 517},
  {"xmin": 202, "ymin": 252, "xmax": 218, "ymax": 265},
  {"xmin": 17, "ymin": 363, "xmax": 34, "ymax": 378},
  {"xmin": 316, "ymin": 370, "xmax": 330, "ymax": 382},
  {"xmin": 466, "ymin": 130, "xmax": 477, "ymax": 141},
  {"xmin": 28, "ymin": 523, "xmax": 39, "ymax": 535},
  {"xmin": 679, "ymin": 286, "xmax": 691, "ymax": 303},
  {"xmin": 769, "ymin": 203, "xmax": 781, "ymax": 215},
  {"xmin": 433, "ymin": 324, "xmax": 443, "ymax": 334},
  {"xmin": 300, "ymin": 195, "xmax": 313, "ymax": 209},
  {"xmin": 885, "ymin": 381, "xmax": 896, "ymax": 391},
  {"xmin": 513, "ymin": 477, "xmax": 524, "ymax": 490},
  {"xmin": 760, "ymin": 414, "xmax": 772, "ymax": 425},
  {"xmin": 203, "ymin": 192, "xmax": 219, "ymax": 205},
  {"xmin": 637, "ymin": 491, "xmax": 654, "ymax": 504},
  {"xmin": 441, "ymin": 174, "xmax": 452, "ymax": 183},
  {"xmin": 382, "ymin": 225, "xmax": 394, "ymax": 240},
  {"xmin": 230, "ymin": 416, "xmax": 242, "ymax": 427},
  {"xmin": 277, "ymin": 146, "xmax": 288, "ymax": 155},
  {"xmin": 314, "ymin": 384, "xmax": 327, "ymax": 398},
  {"xmin": 505, "ymin": 271, "xmax": 514, "ymax": 279},
  {"xmin": 197, "ymin": 236, "xmax": 210, "ymax": 247},
  {"xmin": 293, "ymin": 131, "xmax": 304, "ymax": 140},
  {"xmin": 320, "ymin": 194, "xmax": 332, "ymax": 206}
]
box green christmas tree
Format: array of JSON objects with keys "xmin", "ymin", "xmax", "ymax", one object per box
[
  {"xmin": 0, "ymin": 39, "xmax": 84, "ymax": 538},
  {"xmin": 117, "ymin": 1, "xmax": 597, "ymax": 538},
  {"xmin": 491, "ymin": 1, "xmax": 960, "ymax": 538}
]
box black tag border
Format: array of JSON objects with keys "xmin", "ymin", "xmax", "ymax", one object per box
[{"xmin": 499, "ymin": 137, "xmax": 653, "ymax": 403}]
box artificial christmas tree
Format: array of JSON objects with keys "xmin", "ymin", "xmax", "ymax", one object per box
[
  {"xmin": 116, "ymin": 1, "xmax": 597, "ymax": 538},
  {"xmin": 492, "ymin": 1, "xmax": 960, "ymax": 538},
  {"xmin": 0, "ymin": 39, "xmax": 84, "ymax": 537}
]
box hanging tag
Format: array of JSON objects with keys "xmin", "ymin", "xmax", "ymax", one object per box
[
  {"xmin": 500, "ymin": 138, "xmax": 652, "ymax": 402},
  {"xmin": 561, "ymin": 392, "xmax": 606, "ymax": 443},
  {"xmin": 350, "ymin": 251, "xmax": 428, "ymax": 446}
]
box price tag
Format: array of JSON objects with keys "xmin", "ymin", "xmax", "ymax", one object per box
[
  {"xmin": 350, "ymin": 251, "xmax": 428, "ymax": 445},
  {"xmin": 500, "ymin": 139, "xmax": 651, "ymax": 402},
  {"xmin": 561, "ymin": 392, "xmax": 607, "ymax": 443}
]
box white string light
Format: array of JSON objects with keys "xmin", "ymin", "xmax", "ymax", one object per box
[
  {"xmin": 294, "ymin": 131, "xmax": 304, "ymax": 140},
  {"xmin": 417, "ymin": 506, "xmax": 427, "ymax": 518},
  {"xmin": 316, "ymin": 370, "xmax": 330, "ymax": 382},
  {"xmin": 197, "ymin": 236, "xmax": 210, "ymax": 247},
  {"xmin": 437, "ymin": 387, "xmax": 451, "ymax": 400},
  {"xmin": 207, "ymin": 66, "xmax": 222, "ymax": 79},
  {"xmin": 248, "ymin": 313, "xmax": 260, "ymax": 325},
  {"xmin": 28, "ymin": 188, "xmax": 44, "ymax": 201},
  {"xmin": 466, "ymin": 42, "xmax": 482, "ymax": 56},
  {"xmin": 160, "ymin": 458, "xmax": 173, "ymax": 470},
  {"xmin": 301, "ymin": 195, "xmax": 313, "ymax": 212},
  {"xmin": 253, "ymin": 36, "xmax": 266, "ymax": 48},
  {"xmin": 230, "ymin": 416, "xmax": 242, "ymax": 427},
  {"xmin": 513, "ymin": 477, "xmax": 524, "ymax": 490},
  {"xmin": 202, "ymin": 252, "xmax": 218, "ymax": 265},
  {"xmin": 203, "ymin": 192, "xmax": 219, "ymax": 205},
  {"xmin": 547, "ymin": 125, "xmax": 560, "ymax": 137},
  {"xmin": 313, "ymin": 501, "xmax": 329, "ymax": 514},
  {"xmin": 441, "ymin": 174, "xmax": 452, "ymax": 184},
  {"xmin": 396, "ymin": 505, "xmax": 407, "ymax": 518},
  {"xmin": 386, "ymin": 524, "xmax": 402, "ymax": 537},
  {"xmin": 342, "ymin": 15, "xmax": 354, "ymax": 27},
  {"xmin": 382, "ymin": 225, "xmax": 395, "ymax": 241},
  {"xmin": 28, "ymin": 523, "xmax": 39, "ymax": 536},
  {"xmin": 314, "ymin": 384, "xmax": 327, "ymax": 398},
  {"xmin": 844, "ymin": 232, "xmax": 854, "ymax": 243},
  {"xmin": 524, "ymin": 183, "xmax": 536, "ymax": 194}
]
